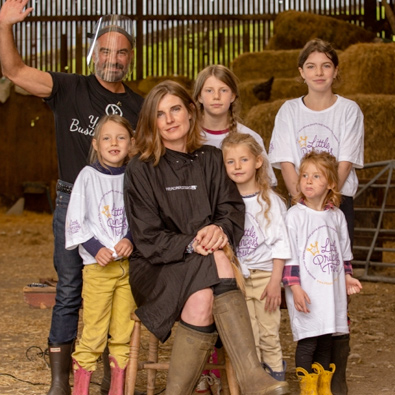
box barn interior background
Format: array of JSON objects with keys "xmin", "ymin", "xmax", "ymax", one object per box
[
  {"xmin": 0, "ymin": 3, "xmax": 395, "ymax": 393},
  {"xmin": 0, "ymin": 0, "xmax": 393, "ymax": 80}
]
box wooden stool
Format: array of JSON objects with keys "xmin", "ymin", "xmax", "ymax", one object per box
[{"xmin": 125, "ymin": 312, "xmax": 240, "ymax": 395}]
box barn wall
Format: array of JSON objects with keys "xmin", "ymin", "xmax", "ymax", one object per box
[{"xmin": 1, "ymin": 89, "xmax": 58, "ymax": 207}]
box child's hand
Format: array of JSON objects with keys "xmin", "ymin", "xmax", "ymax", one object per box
[
  {"xmin": 95, "ymin": 247, "xmax": 114, "ymax": 267},
  {"xmin": 261, "ymin": 281, "xmax": 281, "ymax": 312},
  {"xmin": 290, "ymin": 285, "xmax": 311, "ymax": 313},
  {"xmin": 114, "ymin": 238, "xmax": 133, "ymax": 258},
  {"xmin": 345, "ymin": 274, "xmax": 362, "ymax": 295}
]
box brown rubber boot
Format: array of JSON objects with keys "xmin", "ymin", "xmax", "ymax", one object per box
[
  {"xmin": 213, "ymin": 290, "xmax": 289, "ymax": 395},
  {"xmin": 47, "ymin": 342, "xmax": 73, "ymax": 395},
  {"xmin": 330, "ymin": 335, "xmax": 350, "ymax": 395},
  {"xmin": 165, "ymin": 323, "xmax": 218, "ymax": 395}
]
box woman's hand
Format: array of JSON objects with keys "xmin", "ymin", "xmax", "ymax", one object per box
[{"xmin": 192, "ymin": 224, "xmax": 228, "ymax": 255}]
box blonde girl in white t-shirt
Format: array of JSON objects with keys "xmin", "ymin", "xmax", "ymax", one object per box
[
  {"xmin": 283, "ymin": 150, "xmax": 362, "ymax": 394},
  {"xmin": 192, "ymin": 65, "xmax": 277, "ymax": 394},
  {"xmin": 222, "ymin": 132, "xmax": 291, "ymax": 383},
  {"xmin": 65, "ymin": 115, "xmax": 136, "ymax": 394}
]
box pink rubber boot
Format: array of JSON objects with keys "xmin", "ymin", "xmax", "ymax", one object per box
[
  {"xmin": 108, "ymin": 355, "xmax": 126, "ymax": 395},
  {"xmin": 72, "ymin": 359, "xmax": 92, "ymax": 395}
]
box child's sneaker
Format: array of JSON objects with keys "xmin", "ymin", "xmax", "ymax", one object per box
[
  {"xmin": 193, "ymin": 373, "xmax": 211, "ymax": 394},
  {"xmin": 207, "ymin": 371, "xmax": 222, "ymax": 395}
]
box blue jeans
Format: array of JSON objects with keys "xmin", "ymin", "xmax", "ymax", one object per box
[{"xmin": 48, "ymin": 185, "xmax": 83, "ymax": 344}]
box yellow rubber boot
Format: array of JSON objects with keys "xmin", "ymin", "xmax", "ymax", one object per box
[
  {"xmin": 312, "ymin": 362, "xmax": 336, "ymax": 395},
  {"xmin": 296, "ymin": 367, "xmax": 319, "ymax": 395}
]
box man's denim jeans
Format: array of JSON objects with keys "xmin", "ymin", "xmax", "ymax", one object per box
[{"xmin": 48, "ymin": 187, "xmax": 83, "ymax": 344}]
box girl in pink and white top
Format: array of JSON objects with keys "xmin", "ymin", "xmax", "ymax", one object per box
[{"xmin": 193, "ymin": 64, "xmax": 277, "ymax": 187}]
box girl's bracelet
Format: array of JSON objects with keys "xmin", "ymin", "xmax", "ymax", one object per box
[{"xmin": 185, "ymin": 239, "xmax": 195, "ymax": 254}]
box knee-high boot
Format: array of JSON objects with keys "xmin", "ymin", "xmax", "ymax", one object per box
[
  {"xmin": 47, "ymin": 341, "xmax": 73, "ymax": 395},
  {"xmin": 108, "ymin": 356, "xmax": 126, "ymax": 395},
  {"xmin": 330, "ymin": 335, "xmax": 350, "ymax": 395},
  {"xmin": 212, "ymin": 290, "xmax": 289, "ymax": 395},
  {"xmin": 72, "ymin": 359, "xmax": 93, "ymax": 395},
  {"xmin": 165, "ymin": 323, "xmax": 218, "ymax": 395}
]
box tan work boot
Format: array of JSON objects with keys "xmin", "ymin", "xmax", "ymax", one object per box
[
  {"xmin": 213, "ymin": 290, "xmax": 289, "ymax": 395},
  {"xmin": 165, "ymin": 323, "xmax": 218, "ymax": 395}
]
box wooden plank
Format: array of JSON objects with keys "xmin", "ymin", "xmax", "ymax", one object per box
[
  {"xmin": 76, "ymin": 23, "xmax": 82, "ymax": 75},
  {"xmin": 382, "ymin": 0, "xmax": 395, "ymax": 35}
]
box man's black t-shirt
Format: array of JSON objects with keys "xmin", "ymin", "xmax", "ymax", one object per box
[{"xmin": 45, "ymin": 72, "xmax": 144, "ymax": 184}]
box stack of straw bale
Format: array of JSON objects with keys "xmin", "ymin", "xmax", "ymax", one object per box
[
  {"xmin": 337, "ymin": 43, "xmax": 395, "ymax": 95},
  {"xmin": 267, "ymin": 10, "xmax": 376, "ymax": 50}
]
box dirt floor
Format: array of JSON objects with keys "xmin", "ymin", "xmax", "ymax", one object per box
[{"xmin": 1, "ymin": 209, "xmax": 395, "ymax": 395}]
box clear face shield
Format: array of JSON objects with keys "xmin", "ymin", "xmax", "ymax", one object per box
[{"xmin": 87, "ymin": 15, "xmax": 135, "ymax": 82}]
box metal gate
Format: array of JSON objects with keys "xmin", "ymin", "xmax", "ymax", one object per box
[{"xmin": 353, "ymin": 160, "xmax": 395, "ymax": 283}]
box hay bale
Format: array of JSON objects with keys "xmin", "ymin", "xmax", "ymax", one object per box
[
  {"xmin": 337, "ymin": 43, "xmax": 395, "ymax": 95},
  {"xmin": 244, "ymin": 100, "xmax": 288, "ymax": 198},
  {"xmin": 231, "ymin": 50, "xmax": 300, "ymax": 82},
  {"xmin": 124, "ymin": 80, "xmax": 144, "ymax": 96},
  {"xmin": 239, "ymin": 78, "xmax": 307, "ymax": 119},
  {"xmin": 271, "ymin": 78, "xmax": 308, "ymax": 101},
  {"xmin": 244, "ymin": 99, "xmax": 288, "ymax": 197},
  {"xmin": 351, "ymin": 94, "xmax": 395, "ymax": 164},
  {"xmin": 267, "ymin": 11, "xmax": 376, "ymax": 50},
  {"xmin": 239, "ymin": 80, "xmax": 264, "ymax": 119},
  {"xmin": 137, "ymin": 75, "xmax": 193, "ymax": 96},
  {"xmin": 244, "ymin": 99, "xmax": 286, "ymax": 152}
]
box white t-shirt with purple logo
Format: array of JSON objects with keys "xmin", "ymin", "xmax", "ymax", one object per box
[
  {"xmin": 269, "ymin": 95, "xmax": 364, "ymax": 197},
  {"xmin": 237, "ymin": 190, "xmax": 291, "ymax": 276},
  {"xmin": 65, "ymin": 166, "xmax": 129, "ymax": 265},
  {"xmin": 284, "ymin": 203, "xmax": 352, "ymax": 341}
]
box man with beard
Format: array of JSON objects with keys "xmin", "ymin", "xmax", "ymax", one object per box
[{"xmin": 0, "ymin": 1, "xmax": 143, "ymax": 394}]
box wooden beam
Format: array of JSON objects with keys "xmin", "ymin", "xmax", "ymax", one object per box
[{"xmin": 382, "ymin": 0, "xmax": 395, "ymax": 36}]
